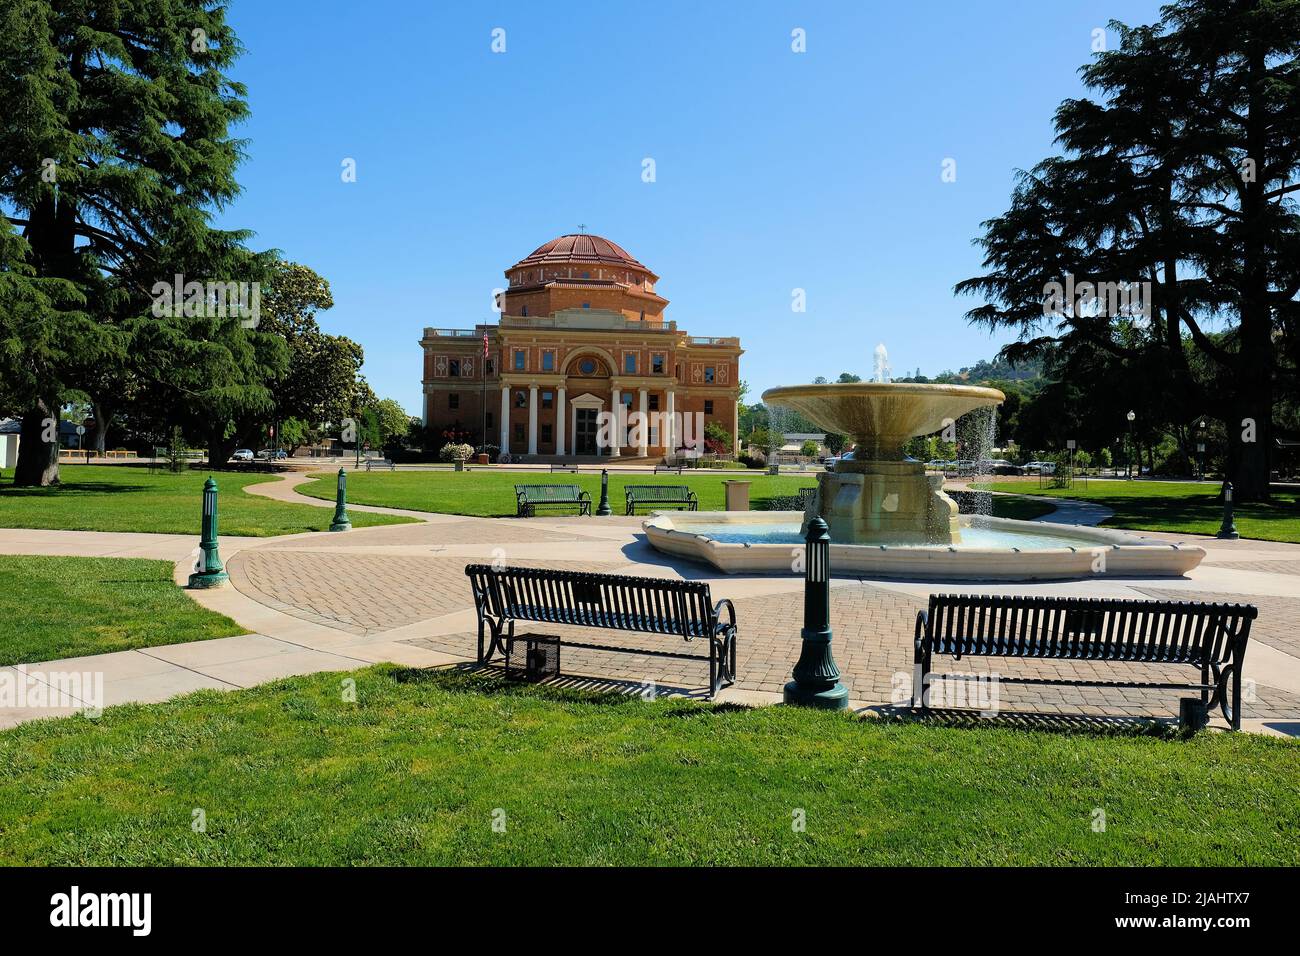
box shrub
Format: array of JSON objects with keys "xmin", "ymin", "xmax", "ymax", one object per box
[{"xmin": 438, "ymin": 442, "xmax": 474, "ymax": 463}]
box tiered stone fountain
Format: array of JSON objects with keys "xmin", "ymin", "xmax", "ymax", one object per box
[
  {"xmin": 760, "ymin": 382, "xmax": 1004, "ymax": 545},
  {"xmin": 641, "ymin": 378, "xmax": 1206, "ymax": 581}
]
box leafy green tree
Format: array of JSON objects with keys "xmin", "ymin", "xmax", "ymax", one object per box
[
  {"xmin": 957, "ymin": 0, "xmax": 1300, "ymax": 500},
  {"xmin": 1, "ymin": 0, "xmax": 264, "ymax": 484},
  {"xmin": 374, "ymin": 399, "xmax": 411, "ymax": 447}
]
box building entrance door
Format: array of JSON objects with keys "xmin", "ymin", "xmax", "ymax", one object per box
[{"xmin": 575, "ymin": 408, "xmax": 598, "ymax": 455}]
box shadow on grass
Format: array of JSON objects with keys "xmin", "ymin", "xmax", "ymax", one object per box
[
  {"xmin": 868, "ymin": 703, "xmax": 1186, "ymax": 739},
  {"xmin": 0, "ymin": 481, "xmax": 151, "ymax": 496}
]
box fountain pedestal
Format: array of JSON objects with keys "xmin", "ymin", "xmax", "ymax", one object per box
[{"xmin": 805, "ymin": 461, "xmax": 959, "ymax": 545}]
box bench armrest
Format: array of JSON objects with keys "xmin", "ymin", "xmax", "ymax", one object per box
[
  {"xmin": 579, "ymin": 490, "xmax": 592, "ymax": 502},
  {"xmin": 713, "ymin": 597, "xmax": 737, "ymax": 634},
  {"xmin": 914, "ymin": 609, "xmax": 929, "ymax": 648}
]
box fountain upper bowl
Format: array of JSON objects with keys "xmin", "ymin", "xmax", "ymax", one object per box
[{"xmin": 761, "ymin": 382, "xmax": 1005, "ymax": 453}]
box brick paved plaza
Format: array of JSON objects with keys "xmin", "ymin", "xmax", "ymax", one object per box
[{"xmin": 215, "ymin": 499, "xmax": 1300, "ymax": 731}]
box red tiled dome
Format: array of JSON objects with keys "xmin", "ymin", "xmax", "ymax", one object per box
[{"xmin": 510, "ymin": 234, "xmax": 650, "ymax": 273}]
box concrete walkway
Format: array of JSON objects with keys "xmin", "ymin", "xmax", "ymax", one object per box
[{"xmin": 4, "ymin": 472, "xmax": 1300, "ymax": 738}]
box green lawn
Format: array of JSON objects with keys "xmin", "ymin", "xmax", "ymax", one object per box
[
  {"xmin": 297, "ymin": 468, "xmax": 822, "ymax": 516},
  {"xmin": 979, "ymin": 479, "xmax": 1300, "ymax": 543},
  {"xmin": 0, "ymin": 667, "xmax": 1295, "ymax": 865},
  {"xmin": 0, "ymin": 555, "xmax": 246, "ymax": 665},
  {"xmin": 986, "ymin": 495, "xmax": 1057, "ymax": 521},
  {"xmin": 0, "ymin": 465, "xmax": 413, "ymax": 536}
]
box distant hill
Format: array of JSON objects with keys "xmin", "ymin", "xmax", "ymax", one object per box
[{"xmin": 896, "ymin": 355, "xmax": 1045, "ymax": 385}]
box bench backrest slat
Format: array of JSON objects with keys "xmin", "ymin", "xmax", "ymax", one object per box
[
  {"xmin": 927, "ymin": 593, "xmax": 1254, "ymax": 665},
  {"xmin": 465, "ymin": 565, "xmax": 715, "ymax": 638}
]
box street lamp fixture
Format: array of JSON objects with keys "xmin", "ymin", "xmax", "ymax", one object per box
[{"xmin": 1126, "ymin": 410, "xmax": 1136, "ymax": 480}]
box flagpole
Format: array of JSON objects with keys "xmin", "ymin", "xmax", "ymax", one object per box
[{"xmin": 480, "ymin": 326, "xmax": 488, "ymax": 454}]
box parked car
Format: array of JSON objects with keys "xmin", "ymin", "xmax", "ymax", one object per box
[
  {"xmin": 824, "ymin": 450, "xmax": 855, "ymax": 471},
  {"xmin": 981, "ymin": 459, "xmax": 1021, "ymax": 475},
  {"xmin": 1023, "ymin": 460, "xmax": 1056, "ymax": 475},
  {"xmin": 231, "ymin": 448, "xmax": 254, "ymax": 462},
  {"xmin": 256, "ymin": 448, "xmax": 288, "ymax": 460}
]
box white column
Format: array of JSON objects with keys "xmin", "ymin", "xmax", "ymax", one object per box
[
  {"xmin": 556, "ymin": 387, "xmax": 567, "ymax": 457},
  {"xmin": 637, "ymin": 388, "xmax": 648, "ymax": 456},
  {"xmin": 527, "ymin": 385, "xmax": 539, "ymax": 455},
  {"xmin": 666, "ymin": 390, "xmax": 676, "ymax": 458},
  {"xmin": 499, "ymin": 385, "xmax": 509, "ymax": 453},
  {"xmin": 609, "ymin": 387, "xmax": 621, "ymax": 457},
  {"xmin": 732, "ymin": 399, "xmax": 740, "ymax": 457}
]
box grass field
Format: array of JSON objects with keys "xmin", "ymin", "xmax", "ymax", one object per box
[
  {"xmin": 0, "ymin": 466, "xmax": 413, "ymax": 536},
  {"xmin": 980, "ymin": 479, "xmax": 1300, "ymax": 543},
  {"xmin": 296, "ymin": 469, "xmax": 1058, "ymax": 521},
  {"xmin": 0, "ymin": 555, "xmax": 246, "ymax": 665},
  {"xmin": 297, "ymin": 468, "xmax": 821, "ymax": 516},
  {"xmin": 0, "ymin": 666, "xmax": 1295, "ymax": 865}
]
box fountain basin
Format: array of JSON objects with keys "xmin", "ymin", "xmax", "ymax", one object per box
[{"xmin": 642, "ymin": 511, "xmax": 1205, "ymax": 580}]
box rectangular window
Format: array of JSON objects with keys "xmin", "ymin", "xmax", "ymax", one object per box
[
  {"xmin": 485, "ymin": 359, "xmax": 495, "ymax": 375},
  {"xmin": 486, "ymin": 412, "xmax": 493, "ymax": 429},
  {"xmin": 448, "ymin": 393, "xmax": 459, "ymax": 410},
  {"xmin": 624, "ymin": 353, "xmax": 637, "ymax": 374},
  {"xmin": 542, "ymin": 350, "xmax": 554, "ymax": 371},
  {"xmin": 651, "ymin": 354, "xmax": 665, "ymax": 374},
  {"xmin": 621, "ymin": 393, "xmax": 633, "ymax": 407},
  {"xmin": 704, "ymin": 366, "xmax": 715, "ymax": 383},
  {"xmin": 449, "ymin": 359, "xmax": 460, "ymax": 377},
  {"xmin": 514, "ymin": 423, "xmax": 525, "ymax": 443},
  {"xmin": 648, "ymin": 394, "xmax": 659, "ymax": 412},
  {"xmin": 541, "ymin": 424, "xmax": 553, "ymax": 443},
  {"xmin": 514, "ymin": 350, "xmax": 525, "ymax": 371},
  {"xmin": 542, "ymin": 390, "xmax": 553, "ymax": 409},
  {"xmin": 704, "ymin": 400, "xmax": 714, "ymax": 415}
]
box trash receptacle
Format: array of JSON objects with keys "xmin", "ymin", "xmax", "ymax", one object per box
[
  {"xmin": 723, "ymin": 480, "xmax": 751, "ymax": 511},
  {"xmin": 477, "ymin": 453, "xmax": 489, "ymax": 465}
]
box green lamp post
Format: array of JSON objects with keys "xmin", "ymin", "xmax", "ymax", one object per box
[
  {"xmin": 784, "ymin": 517, "xmax": 849, "ymax": 709},
  {"xmin": 188, "ymin": 477, "xmax": 229, "ymax": 588},
  {"xmin": 330, "ymin": 467, "xmax": 352, "ymax": 531},
  {"xmin": 1216, "ymin": 481, "xmax": 1239, "ymax": 540},
  {"xmin": 595, "ymin": 468, "xmax": 612, "ymax": 516}
]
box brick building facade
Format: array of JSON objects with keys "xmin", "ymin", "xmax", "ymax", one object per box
[{"xmin": 420, "ymin": 234, "xmax": 743, "ymax": 461}]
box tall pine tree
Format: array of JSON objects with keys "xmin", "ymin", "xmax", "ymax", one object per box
[{"xmin": 0, "ymin": 0, "xmax": 265, "ymax": 484}]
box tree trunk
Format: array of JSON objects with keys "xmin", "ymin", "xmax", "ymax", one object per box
[
  {"xmin": 207, "ymin": 430, "xmax": 238, "ymax": 468},
  {"xmin": 90, "ymin": 400, "xmax": 114, "ymax": 456},
  {"xmin": 13, "ymin": 398, "xmax": 61, "ymax": 487},
  {"xmin": 1231, "ymin": 39, "xmax": 1274, "ymax": 502}
]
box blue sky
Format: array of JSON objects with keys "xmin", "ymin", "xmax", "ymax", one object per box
[{"xmin": 216, "ymin": 0, "xmax": 1169, "ymax": 414}]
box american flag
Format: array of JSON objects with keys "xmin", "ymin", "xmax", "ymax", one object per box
[{"xmin": 483, "ymin": 331, "xmax": 489, "ymax": 358}]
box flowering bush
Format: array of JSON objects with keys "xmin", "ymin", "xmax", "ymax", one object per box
[{"xmin": 438, "ymin": 442, "xmax": 475, "ymax": 463}]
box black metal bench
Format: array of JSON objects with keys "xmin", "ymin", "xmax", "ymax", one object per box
[
  {"xmin": 363, "ymin": 458, "xmax": 395, "ymax": 471},
  {"xmin": 465, "ymin": 565, "xmax": 738, "ymax": 696},
  {"xmin": 624, "ymin": 484, "xmax": 699, "ymax": 515},
  {"xmin": 514, "ymin": 483, "xmax": 591, "ymax": 517},
  {"xmin": 913, "ymin": 594, "xmax": 1256, "ymax": 729},
  {"xmin": 549, "ymin": 464, "xmax": 579, "ymax": 473},
  {"xmin": 654, "ymin": 463, "xmax": 684, "ymax": 474}
]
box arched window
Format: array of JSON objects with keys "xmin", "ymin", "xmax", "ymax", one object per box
[{"xmin": 514, "ymin": 391, "xmax": 526, "ymax": 408}]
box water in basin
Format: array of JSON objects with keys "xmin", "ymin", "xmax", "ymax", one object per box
[{"xmin": 676, "ymin": 520, "xmax": 1094, "ymax": 551}]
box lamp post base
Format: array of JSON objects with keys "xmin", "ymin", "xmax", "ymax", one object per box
[
  {"xmin": 783, "ymin": 679, "xmax": 849, "ymax": 710},
  {"xmin": 187, "ymin": 570, "xmax": 229, "ymax": 589}
]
